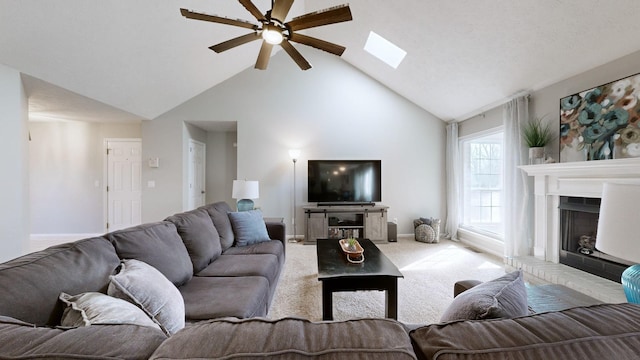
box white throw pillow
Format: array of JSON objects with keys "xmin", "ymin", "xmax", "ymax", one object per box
[
  {"xmin": 108, "ymin": 259, "xmax": 185, "ymax": 335},
  {"xmin": 59, "ymin": 292, "xmax": 161, "ymax": 330}
]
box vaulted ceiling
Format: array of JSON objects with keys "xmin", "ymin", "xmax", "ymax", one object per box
[{"xmin": 2, "ymin": 0, "xmax": 640, "ymax": 124}]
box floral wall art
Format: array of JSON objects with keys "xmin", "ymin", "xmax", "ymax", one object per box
[{"xmin": 560, "ymin": 73, "xmax": 640, "ymax": 162}]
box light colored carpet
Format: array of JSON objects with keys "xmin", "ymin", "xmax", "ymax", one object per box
[{"xmin": 268, "ymin": 237, "xmax": 506, "ymax": 325}]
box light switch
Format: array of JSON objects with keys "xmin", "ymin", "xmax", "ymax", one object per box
[{"xmin": 148, "ymin": 180, "xmax": 156, "ymax": 188}]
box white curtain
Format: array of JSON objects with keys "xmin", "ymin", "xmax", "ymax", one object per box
[
  {"xmin": 444, "ymin": 122, "xmax": 460, "ymax": 240},
  {"xmin": 503, "ymin": 95, "xmax": 533, "ymax": 258}
]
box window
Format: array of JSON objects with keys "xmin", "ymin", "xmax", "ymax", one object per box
[{"xmin": 460, "ymin": 130, "xmax": 504, "ymax": 238}]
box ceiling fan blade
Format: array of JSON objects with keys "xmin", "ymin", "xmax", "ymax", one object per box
[
  {"xmin": 255, "ymin": 41, "xmax": 274, "ymax": 70},
  {"xmin": 271, "ymin": 0, "xmax": 294, "ymax": 23},
  {"xmin": 285, "ymin": 4, "xmax": 352, "ymax": 31},
  {"xmin": 180, "ymin": 8, "xmax": 257, "ymax": 30},
  {"xmin": 209, "ymin": 32, "xmax": 260, "ymax": 53},
  {"xmin": 238, "ymin": 0, "xmax": 266, "ymax": 22},
  {"xmin": 281, "ymin": 40, "xmax": 312, "ymax": 70},
  {"xmin": 289, "ymin": 33, "xmax": 346, "ymax": 56}
]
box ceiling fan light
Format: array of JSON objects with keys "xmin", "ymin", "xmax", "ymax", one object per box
[{"xmin": 262, "ymin": 26, "xmax": 283, "ymax": 45}]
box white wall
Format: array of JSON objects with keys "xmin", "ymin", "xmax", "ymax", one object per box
[
  {"xmin": 0, "ymin": 64, "xmax": 29, "ymax": 261},
  {"xmin": 29, "ymin": 121, "xmax": 141, "ymax": 234},
  {"xmin": 143, "ymin": 50, "xmax": 446, "ymax": 234}
]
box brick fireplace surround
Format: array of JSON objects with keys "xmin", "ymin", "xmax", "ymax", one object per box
[{"xmin": 514, "ymin": 158, "xmax": 640, "ymax": 303}]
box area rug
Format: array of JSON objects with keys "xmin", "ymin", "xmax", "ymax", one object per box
[{"xmin": 268, "ymin": 237, "xmax": 506, "ymax": 325}]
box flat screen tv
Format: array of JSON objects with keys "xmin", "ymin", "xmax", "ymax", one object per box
[{"xmin": 307, "ymin": 160, "xmax": 382, "ymax": 204}]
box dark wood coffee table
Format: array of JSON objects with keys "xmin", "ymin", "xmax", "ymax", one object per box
[{"xmin": 316, "ymin": 238, "xmax": 403, "ymax": 320}]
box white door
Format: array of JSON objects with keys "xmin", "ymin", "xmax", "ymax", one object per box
[
  {"xmin": 106, "ymin": 139, "xmax": 142, "ymax": 231},
  {"xmin": 188, "ymin": 140, "xmax": 206, "ymax": 210}
]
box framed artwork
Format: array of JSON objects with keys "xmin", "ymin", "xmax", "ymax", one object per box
[{"xmin": 560, "ymin": 72, "xmax": 640, "ymax": 162}]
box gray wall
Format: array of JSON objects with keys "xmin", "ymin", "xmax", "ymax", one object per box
[
  {"xmin": 29, "ymin": 121, "xmax": 141, "ymax": 234},
  {"xmin": 0, "ymin": 64, "xmax": 29, "ymax": 262},
  {"xmin": 143, "ymin": 50, "xmax": 447, "ymax": 234},
  {"xmin": 206, "ymin": 131, "xmax": 237, "ymax": 206},
  {"xmin": 460, "ymin": 50, "xmax": 640, "ymax": 157},
  {"xmin": 531, "ymin": 50, "xmax": 640, "ymax": 162}
]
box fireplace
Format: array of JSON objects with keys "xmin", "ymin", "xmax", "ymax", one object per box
[{"xmin": 559, "ymin": 196, "xmax": 630, "ymax": 283}]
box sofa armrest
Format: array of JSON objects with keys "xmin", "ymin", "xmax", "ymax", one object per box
[{"xmin": 453, "ymin": 279, "xmax": 483, "ymax": 298}]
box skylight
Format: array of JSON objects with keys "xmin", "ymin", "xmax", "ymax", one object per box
[{"xmin": 364, "ymin": 31, "xmax": 407, "ymax": 69}]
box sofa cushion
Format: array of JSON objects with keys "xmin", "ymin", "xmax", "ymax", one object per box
[
  {"xmin": 410, "ymin": 303, "xmax": 640, "ymax": 360},
  {"xmin": 179, "ymin": 276, "xmax": 270, "ymax": 320},
  {"xmin": 0, "ymin": 315, "xmax": 166, "ymax": 360},
  {"xmin": 166, "ymin": 208, "xmax": 222, "ymax": 273},
  {"xmin": 228, "ymin": 209, "xmax": 271, "ymax": 247},
  {"xmin": 150, "ymin": 317, "xmax": 416, "ymax": 360},
  {"xmin": 0, "ymin": 236, "xmax": 120, "ymax": 326},
  {"xmin": 199, "ymin": 201, "xmax": 235, "ymax": 251},
  {"xmin": 106, "ymin": 221, "xmax": 193, "ymax": 286},
  {"xmin": 108, "ymin": 259, "xmax": 185, "ymax": 336},
  {"xmin": 196, "ymin": 254, "xmax": 280, "ymax": 287},
  {"xmin": 222, "ymin": 239, "xmax": 285, "ymax": 266},
  {"xmin": 59, "ymin": 292, "xmax": 161, "ymax": 330},
  {"xmin": 440, "ymin": 270, "xmax": 527, "ymax": 322}
]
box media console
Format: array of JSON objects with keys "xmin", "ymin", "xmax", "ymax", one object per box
[{"xmin": 303, "ymin": 205, "xmax": 389, "ymax": 245}]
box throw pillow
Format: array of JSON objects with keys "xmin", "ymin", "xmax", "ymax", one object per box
[
  {"xmin": 59, "ymin": 292, "xmax": 160, "ymax": 330},
  {"xmin": 108, "ymin": 259, "xmax": 185, "ymax": 336},
  {"xmin": 440, "ymin": 270, "xmax": 528, "ymax": 322},
  {"xmin": 228, "ymin": 210, "xmax": 271, "ymax": 247}
]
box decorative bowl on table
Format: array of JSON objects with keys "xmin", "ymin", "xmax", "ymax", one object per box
[{"xmin": 339, "ymin": 238, "xmax": 364, "ymax": 264}]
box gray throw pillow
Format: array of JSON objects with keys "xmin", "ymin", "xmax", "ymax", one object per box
[
  {"xmin": 166, "ymin": 208, "xmax": 223, "ymax": 273},
  {"xmin": 228, "ymin": 210, "xmax": 271, "ymax": 247},
  {"xmin": 440, "ymin": 270, "xmax": 528, "ymax": 322},
  {"xmin": 59, "ymin": 292, "xmax": 160, "ymax": 330},
  {"xmin": 108, "ymin": 259, "xmax": 185, "ymax": 336}
]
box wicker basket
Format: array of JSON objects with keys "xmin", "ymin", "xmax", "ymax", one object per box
[{"xmin": 414, "ymin": 218, "xmax": 441, "ymax": 243}]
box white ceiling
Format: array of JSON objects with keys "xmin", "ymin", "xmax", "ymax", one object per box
[{"xmin": 2, "ymin": 0, "xmax": 640, "ymax": 123}]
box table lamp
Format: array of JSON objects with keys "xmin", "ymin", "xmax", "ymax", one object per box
[
  {"xmin": 595, "ymin": 182, "xmax": 640, "ymax": 304},
  {"xmin": 232, "ymin": 180, "xmax": 259, "ymax": 211}
]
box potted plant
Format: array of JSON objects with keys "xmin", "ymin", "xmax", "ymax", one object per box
[
  {"xmin": 522, "ymin": 115, "xmax": 554, "ymax": 164},
  {"xmin": 346, "ymin": 237, "xmax": 358, "ymax": 252}
]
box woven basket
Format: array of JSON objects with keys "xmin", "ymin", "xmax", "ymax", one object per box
[{"xmin": 414, "ymin": 218, "xmax": 441, "ymax": 243}]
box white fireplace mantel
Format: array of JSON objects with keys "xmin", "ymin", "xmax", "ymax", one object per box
[{"xmin": 520, "ymin": 158, "xmax": 640, "ymax": 262}]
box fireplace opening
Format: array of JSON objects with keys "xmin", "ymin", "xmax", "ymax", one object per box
[{"xmin": 559, "ymin": 196, "xmax": 631, "ymax": 283}]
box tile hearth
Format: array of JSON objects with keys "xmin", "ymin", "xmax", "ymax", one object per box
[{"xmin": 505, "ymin": 255, "xmax": 626, "ymax": 304}]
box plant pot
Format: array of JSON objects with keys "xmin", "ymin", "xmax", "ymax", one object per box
[{"xmin": 529, "ymin": 147, "xmax": 545, "ymax": 165}]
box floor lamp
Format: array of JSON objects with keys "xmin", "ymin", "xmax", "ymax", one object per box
[{"xmin": 289, "ymin": 149, "xmax": 301, "ymax": 243}]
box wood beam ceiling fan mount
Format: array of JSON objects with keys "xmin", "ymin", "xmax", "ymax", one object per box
[{"xmin": 180, "ymin": 0, "xmax": 353, "ymax": 70}]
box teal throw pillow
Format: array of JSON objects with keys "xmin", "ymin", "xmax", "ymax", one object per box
[{"xmin": 228, "ymin": 210, "xmax": 271, "ymax": 247}]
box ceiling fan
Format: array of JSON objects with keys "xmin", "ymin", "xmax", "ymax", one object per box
[{"xmin": 180, "ymin": 0, "xmax": 352, "ymax": 70}]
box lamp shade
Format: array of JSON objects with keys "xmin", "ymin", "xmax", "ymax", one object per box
[
  {"xmin": 595, "ymin": 183, "xmax": 640, "ymax": 263},
  {"xmin": 289, "ymin": 149, "xmax": 301, "ymax": 161},
  {"xmin": 232, "ymin": 180, "xmax": 259, "ymax": 200}
]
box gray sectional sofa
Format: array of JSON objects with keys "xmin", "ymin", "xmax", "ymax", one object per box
[
  {"xmin": 2, "ymin": 201, "xmax": 640, "ymax": 359},
  {"xmin": 0, "ymin": 201, "xmax": 286, "ymax": 359}
]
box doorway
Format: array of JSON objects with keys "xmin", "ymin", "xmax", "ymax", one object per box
[
  {"xmin": 105, "ymin": 139, "xmax": 142, "ymax": 232},
  {"xmin": 188, "ymin": 139, "xmax": 206, "ymax": 210}
]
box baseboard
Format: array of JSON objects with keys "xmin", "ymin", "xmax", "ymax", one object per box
[
  {"xmin": 457, "ymin": 228, "xmax": 504, "ymax": 258},
  {"xmin": 30, "ymin": 233, "xmax": 101, "ymax": 252}
]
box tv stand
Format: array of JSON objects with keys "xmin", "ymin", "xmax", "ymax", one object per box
[{"xmin": 303, "ymin": 205, "xmax": 388, "ymax": 244}]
